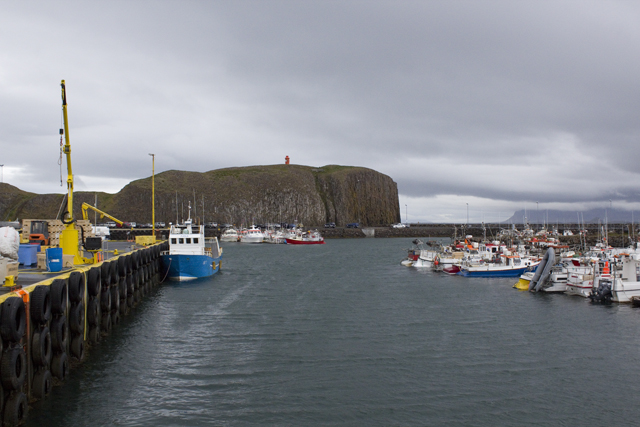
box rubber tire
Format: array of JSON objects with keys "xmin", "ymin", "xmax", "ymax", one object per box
[
  {"xmin": 50, "ymin": 315, "xmax": 68, "ymax": 353},
  {"xmin": 0, "ymin": 298, "xmax": 26, "ymax": 343},
  {"xmin": 110, "ymin": 286, "xmax": 120, "ymax": 312},
  {"xmin": 101, "ymin": 313, "xmax": 112, "ymax": 333},
  {"xmin": 69, "ymin": 302, "xmax": 85, "ymax": 334},
  {"xmin": 30, "ymin": 285, "xmax": 52, "ymax": 324},
  {"xmin": 50, "ymin": 278, "xmax": 68, "ymax": 315},
  {"xmin": 109, "ymin": 260, "xmax": 118, "ymax": 285},
  {"xmin": 1, "ymin": 347, "xmax": 26, "ymax": 390},
  {"xmin": 119, "ymin": 277, "xmax": 127, "ymax": 299},
  {"xmin": 88, "ymin": 326, "xmax": 100, "ymax": 344},
  {"xmin": 70, "ymin": 335, "xmax": 85, "ymax": 360},
  {"xmin": 111, "ymin": 310, "xmax": 120, "ymax": 327},
  {"xmin": 117, "ymin": 256, "xmax": 128, "ymax": 277},
  {"xmin": 31, "ymin": 327, "xmax": 52, "ymax": 367},
  {"xmin": 100, "ymin": 288, "xmax": 111, "ymax": 311},
  {"xmin": 51, "ymin": 352, "xmax": 69, "ymax": 380},
  {"xmin": 87, "ymin": 298, "xmax": 100, "ymax": 326},
  {"xmin": 32, "ymin": 370, "xmax": 52, "ymax": 400},
  {"xmin": 3, "ymin": 392, "xmax": 28, "ymax": 426},
  {"xmin": 68, "ymin": 271, "xmax": 85, "ymax": 303},
  {"xmin": 100, "ymin": 261, "xmax": 111, "ymax": 289},
  {"xmin": 87, "ymin": 267, "xmax": 101, "ymax": 297}
]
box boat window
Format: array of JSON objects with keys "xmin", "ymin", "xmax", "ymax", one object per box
[
  {"xmin": 179, "ymin": 238, "xmax": 184, "ymax": 244},
  {"xmin": 193, "ymin": 238, "xmax": 198, "ymax": 244},
  {"xmin": 186, "ymin": 238, "xmax": 191, "ymax": 244},
  {"xmin": 171, "ymin": 238, "xmax": 177, "ymax": 244}
]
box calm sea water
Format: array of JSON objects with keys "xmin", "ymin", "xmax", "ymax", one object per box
[{"xmin": 26, "ymin": 238, "xmax": 640, "ymax": 426}]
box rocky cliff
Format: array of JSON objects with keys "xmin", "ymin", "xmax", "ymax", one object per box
[{"xmin": 0, "ymin": 165, "xmax": 400, "ymax": 227}]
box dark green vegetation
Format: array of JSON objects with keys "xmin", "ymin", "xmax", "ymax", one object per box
[{"xmin": 0, "ymin": 165, "xmax": 400, "ymax": 227}]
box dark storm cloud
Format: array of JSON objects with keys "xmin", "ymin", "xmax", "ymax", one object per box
[{"xmin": 1, "ymin": 1, "xmax": 639, "ymax": 221}]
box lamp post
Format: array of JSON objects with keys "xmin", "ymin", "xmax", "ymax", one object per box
[
  {"xmin": 405, "ymin": 204, "xmax": 407, "ymax": 224},
  {"xmin": 0, "ymin": 164, "xmax": 4, "ymax": 183},
  {"xmin": 466, "ymin": 203, "xmax": 469, "ymax": 226},
  {"xmin": 149, "ymin": 154, "xmax": 155, "ymax": 241},
  {"xmin": 536, "ymin": 201, "xmax": 539, "ymax": 231}
]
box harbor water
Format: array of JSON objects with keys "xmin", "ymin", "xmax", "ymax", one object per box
[{"xmin": 25, "ymin": 238, "xmax": 640, "ymax": 426}]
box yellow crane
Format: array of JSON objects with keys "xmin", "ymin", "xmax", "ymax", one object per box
[
  {"xmin": 81, "ymin": 203, "xmax": 126, "ymax": 227},
  {"xmin": 58, "ymin": 80, "xmax": 88, "ymax": 264}
]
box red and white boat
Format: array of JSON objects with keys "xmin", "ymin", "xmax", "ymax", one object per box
[{"xmin": 285, "ymin": 229, "xmax": 325, "ymax": 245}]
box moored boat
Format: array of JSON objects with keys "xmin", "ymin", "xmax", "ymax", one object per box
[
  {"xmin": 220, "ymin": 227, "xmax": 239, "ymax": 242},
  {"xmin": 160, "ymin": 205, "xmax": 223, "ymax": 281},
  {"xmin": 285, "ymin": 229, "xmax": 325, "ymax": 245},
  {"xmin": 457, "ymin": 254, "xmax": 540, "ymax": 278},
  {"xmin": 239, "ymin": 226, "xmax": 264, "ymax": 243}
]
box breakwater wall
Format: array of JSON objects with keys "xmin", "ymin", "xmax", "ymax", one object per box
[{"xmin": 0, "ymin": 241, "xmax": 168, "ymax": 426}]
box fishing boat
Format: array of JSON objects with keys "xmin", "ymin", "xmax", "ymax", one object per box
[
  {"xmin": 457, "ymin": 253, "xmax": 540, "ymax": 278},
  {"xmin": 161, "ymin": 205, "xmax": 223, "ymax": 281},
  {"xmin": 239, "ymin": 226, "xmax": 264, "ymax": 243},
  {"xmin": 220, "ymin": 227, "xmax": 239, "ymax": 242},
  {"xmin": 285, "ymin": 229, "xmax": 325, "ymax": 245}
]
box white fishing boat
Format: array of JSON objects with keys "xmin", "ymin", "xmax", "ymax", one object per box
[
  {"xmin": 220, "ymin": 227, "xmax": 239, "ymax": 242},
  {"xmin": 589, "ymin": 255, "xmax": 640, "ymax": 303},
  {"xmin": 239, "ymin": 226, "xmax": 264, "ymax": 243}
]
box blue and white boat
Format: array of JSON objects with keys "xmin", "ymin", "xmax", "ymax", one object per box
[
  {"xmin": 457, "ymin": 253, "xmax": 540, "ymax": 278},
  {"xmin": 161, "ymin": 205, "xmax": 223, "ymax": 281}
]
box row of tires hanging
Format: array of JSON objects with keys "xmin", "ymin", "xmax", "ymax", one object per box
[{"xmin": 0, "ymin": 242, "xmax": 168, "ymax": 426}]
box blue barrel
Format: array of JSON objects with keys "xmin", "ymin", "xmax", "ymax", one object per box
[{"xmin": 46, "ymin": 248, "xmax": 63, "ymax": 272}]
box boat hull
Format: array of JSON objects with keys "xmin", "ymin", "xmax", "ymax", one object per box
[
  {"xmin": 458, "ymin": 264, "xmax": 538, "ymax": 278},
  {"xmin": 161, "ymin": 253, "xmax": 221, "ymax": 281},
  {"xmin": 285, "ymin": 238, "xmax": 325, "ymax": 245}
]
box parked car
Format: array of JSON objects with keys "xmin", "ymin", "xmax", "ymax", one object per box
[
  {"xmin": 392, "ymin": 223, "xmax": 406, "ymax": 228},
  {"xmin": 106, "ymin": 221, "xmax": 116, "ymax": 228},
  {"xmin": 346, "ymin": 223, "xmax": 360, "ymax": 228},
  {"xmin": 324, "ymin": 222, "xmax": 336, "ymax": 228},
  {"xmin": 205, "ymin": 222, "xmax": 218, "ymax": 228},
  {"xmin": 155, "ymin": 222, "xmax": 166, "ymax": 228}
]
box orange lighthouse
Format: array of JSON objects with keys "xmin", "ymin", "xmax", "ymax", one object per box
[{"xmin": 285, "ymin": 155, "xmax": 290, "ymax": 165}]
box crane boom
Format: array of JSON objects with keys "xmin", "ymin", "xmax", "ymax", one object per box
[{"xmin": 81, "ymin": 203, "xmax": 125, "ymax": 227}]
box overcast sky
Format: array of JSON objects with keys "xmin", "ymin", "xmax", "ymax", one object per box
[{"xmin": 2, "ymin": 1, "xmax": 639, "ymax": 223}]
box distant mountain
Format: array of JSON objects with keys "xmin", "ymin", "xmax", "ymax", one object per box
[
  {"xmin": 0, "ymin": 164, "xmax": 401, "ymax": 227},
  {"xmin": 506, "ymin": 208, "xmax": 637, "ymax": 224}
]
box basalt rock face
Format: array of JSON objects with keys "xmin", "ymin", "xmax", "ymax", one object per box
[{"xmin": 0, "ymin": 165, "xmax": 401, "ymax": 227}]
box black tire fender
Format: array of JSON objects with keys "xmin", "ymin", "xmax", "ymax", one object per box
[
  {"xmin": 68, "ymin": 271, "xmax": 85, "ymax": 303},
  {"xmin": 50, "ymin": 315, "xmax": 68, "ymax": 353},
  {"xmin": 87, "ymin": 267, "xmax": 101, "ymax": 297},
  {"xmin": 30, "ymin": 285, "xmax": 52, "ymax": 324},
  {"xmin": 88, "ymin": 326, "xmax": 100, "ymax": 344},
  {"xmin": 100, "ymin": 261, "xmax": 111, "ymax": 289},
  {"xmin": 69, "ymin": 302, "xmax": 84, "ymax": 334},
  {"xmin": 101, "ymin": 313, "xmax": 112, "ymax": 333},
  {"xmin": 50, "ymin": 278, "xmax": 68, "ymax": 315},
  {"xmin": 31, "ymin": 326, "xmax": 52, "ymax": 367},
  {"xmin": 1, "ymin": 347, "xmax": 27, "ymax": 390},
  {"xmin": 70, "ymin": 335, "xmax": 85, "ymax": 360},
  {"xmin": 32, "ymin": 369, "xmax": 52, "ymax": 400},
  {"xmin": 51, "ymin": 352, "xmax": 68, "ymax": 380},
  {"xmin": 0, "ymin": 297, "xmax": 26, "ymax": 343},
  {"xmin": 100, "ymin": 288, "xmax": 111, "ymax": 311},
  {"xmin": 3, "ymin": 391, "xmax": 28, "ymax": 426},
  {"xmin": 117, "ymin": 256, "xmax": 128, "ymax": 277},
  {"xmin": 87, "ymin": 298, "xmax": 100, "ymax": 327}
]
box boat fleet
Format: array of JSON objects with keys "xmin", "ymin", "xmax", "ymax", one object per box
[
  {"xmin": 219, "ymin": 225, "xmax": 325, "ymax": 245},
  {"xmin": 401, "ymin": 224, "xmax": 640, "ymax": 304}
]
